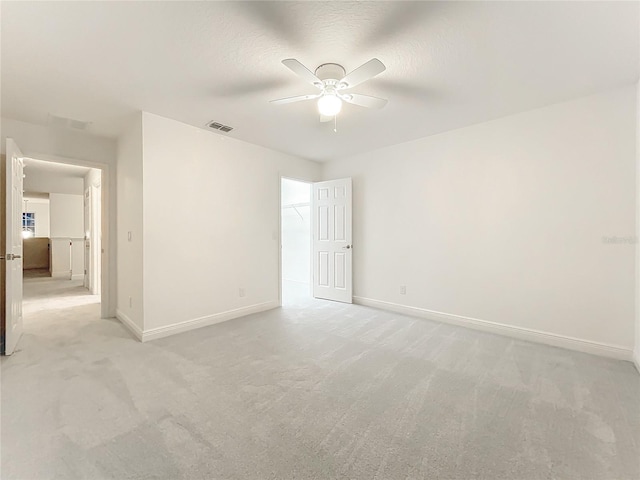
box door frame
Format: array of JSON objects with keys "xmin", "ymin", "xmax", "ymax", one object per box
[
  {"xmin": 21, "ymin": 153, "xmax": 114, "ymax": 319},
  {"xmin": 278, "ymin": 175, "xmax": 313, "ymax": 307}
]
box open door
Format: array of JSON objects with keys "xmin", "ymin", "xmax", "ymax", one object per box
[
  {"xmin": 84, "ymin": 187, "xmax": 90, "ymax": 289},
  {"xmin": 4, "ymin": 139, "xmax": 24, "ymax": 355},
  {"xmin": 91, "ymin": 183, "xmax": 101, "ymax": 295},
  {"xmin": 312, "ymin": 178, "xmax": 352, "ymax": 303}
]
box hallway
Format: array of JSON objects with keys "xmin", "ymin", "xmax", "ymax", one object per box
[{"xmin": 23, "ymin": 275, "xmax": 100, "ymax": 317}]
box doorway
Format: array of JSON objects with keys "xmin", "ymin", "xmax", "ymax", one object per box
[
  {"xmin": 20, "ymin": 158, "xmax": 102, "ymax": 337},
  {"xmin": 281, "ymin": 178, "xmax": 312, "ymax": 305},
  {"xmin": 3, "ymin": 137, "xmax": 113, "ymax": 355}
]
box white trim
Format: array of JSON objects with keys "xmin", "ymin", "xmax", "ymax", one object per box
[
  {"xmin": 353, "ymin": 296, "xmax": 633, "ymax": 362},
  {"xmin": 633, "ymin": 350, "xmax": 640, "ymax": 374},
  {"xmin": 141, "ymin": 301, "xmax": 279, "ymax": 342},
  {"xmin": 116, "ymin": 309, "xmax": 143, "ymax": 341},
  {"xmin": 51, "ymin": 271, "xmax": 71, "ymax": 278},
  {"xmin": 50, "ymin": 272, "xmax": 85, "ymax": 281}
]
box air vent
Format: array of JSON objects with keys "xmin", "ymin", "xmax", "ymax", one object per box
[{"xmin": 207, "ymin": 121, "xmax": 234, "ymax": 133}]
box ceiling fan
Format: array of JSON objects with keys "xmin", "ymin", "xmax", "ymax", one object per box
[{"xmin": 270, "ymin": 58, "xmax": 388, "ymax": 122}]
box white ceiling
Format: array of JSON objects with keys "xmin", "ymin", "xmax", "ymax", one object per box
[
  {"xmin": 2, "ymin": 1, "xmax": 638, "ymax": 162},
  {"xmin": 22, "ymin": 158, "xmax": 91, "ymax": 195},
  {"xmin": 23, "ymin": 158, "xmax": 91, "ymax": 178}
]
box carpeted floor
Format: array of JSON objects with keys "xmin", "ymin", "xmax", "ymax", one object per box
[{"xmin": 1, "ymin": 278, "xmax": 639, "ymax": 479}]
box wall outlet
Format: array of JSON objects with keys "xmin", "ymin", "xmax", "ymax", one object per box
[
  {"xmin": 239, "ymin": 288, "xmax": 245, "ymax": 298},
  {"xmin": 400, "ymin": 285, "xmax": 406, "ymax": 295},
  {"xmin": 129, "ymin": 296, "xmax": 132, "ymax": 308}
]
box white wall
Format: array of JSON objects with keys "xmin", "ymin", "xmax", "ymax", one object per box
[
  {"xmin": 1, "ymin": 117, "xmax": 117, "ymax": 316},
  {"xmin": 23, "ymin": 197, "xmax": 50, "ymax": 238},
  {"xmin": 50, "ymin": 238, "xmax": 71, "ymax": 276},
  {"xmin": 1, "ymin": 117, "xmax": 116, "ymax": 166},
  {"xmin": 49, "ymin": 238, "xmax": 83, "ymax": 278},
  {"xmin": 323, "ymin": 86, "xmax": 637, "ymax": 358},
  {"xmin": 24, "ymin": 168, "xmax": 84, "ymax": 195},
  {"xmin": 635, "ymin": 80, "xmax": 640, "ymax": 371},
  {"xmin": 116, "ymin": 113, "xmax": 144, "ymax": 331},
  {"xmin": 49, "ymin": 193, "xmax": 84, "ymax": 238},
  {"xmin": 139, "ymin": 112, "xmax": 320, "ymax": 337},
  {"xmin": 49, "ymin": 193, "xmax": 84, "ymax": 278}
]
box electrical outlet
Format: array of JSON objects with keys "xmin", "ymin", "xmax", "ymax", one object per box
[
  {"xmin": 239, "ymin": 288, "xmax": 245, "ymax": 298},
  {"xmin": 400, "ymin": 285, "xmax": 406, "ymax": 295}
]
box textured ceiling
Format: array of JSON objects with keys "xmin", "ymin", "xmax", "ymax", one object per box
[{"xmin": 2, "ymin": 1, "xmax": 638, "ymax": 162}]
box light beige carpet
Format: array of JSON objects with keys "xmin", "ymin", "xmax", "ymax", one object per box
[{"xmin": 1, "ymin": 278, "xmax": 639, "ymax": 479}]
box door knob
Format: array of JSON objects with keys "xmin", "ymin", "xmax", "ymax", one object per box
[{"xmin": 342, "ymin": 245, "xmax": 352, "ymax": 249}]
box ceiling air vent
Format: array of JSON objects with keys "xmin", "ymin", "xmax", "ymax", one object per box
[{"xmin": 207, "ymin": 121, "xmax": 234, "ymax": 133}]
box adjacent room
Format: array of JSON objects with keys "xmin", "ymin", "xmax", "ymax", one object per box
[
  {"xmin": 281, "ymin": 177, "xmax": 312, "ymax": 304},
  {"xmin": 1, "ymin": 2, "xmax": 639, "ymax": 479},
  {"xmin": 15, "ymin": 158, "xmax": 103, "ymax": 342}
]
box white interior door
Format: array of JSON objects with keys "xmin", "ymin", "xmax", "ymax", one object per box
[
  {"xmin": 312, "ymin": 178, "xmax": 352, "ymax": 303},
  {"xmin": 5, "ymin": 138, "xmax": 24, "ymax": 355},
  {"xmin": 91, "ymin": 183, "xmax": 101, "ymax": 295},
  {"xmin": 84, "ymin": 188, "xmax": 90, "ymax": 289}
]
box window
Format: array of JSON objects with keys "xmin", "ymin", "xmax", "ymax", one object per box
[{"xmin": 22, "ymin": 212, "xmax": 35, "ymax": 238}]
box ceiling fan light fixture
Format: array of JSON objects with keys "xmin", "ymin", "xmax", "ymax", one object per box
[{"xmin": 317, "ymin": 94, "xmax": 342, "ymax": 116}]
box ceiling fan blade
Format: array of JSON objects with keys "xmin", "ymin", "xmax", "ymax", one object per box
[
  {"xmin": 270, "ymin": 93, "xmax": 320, "ymax": 105},
  {"xmin": 320, "ymin": 114, "xmax": 333, "ymax": 123},
  {"xmin": 282, "ymin": 59, "xmax": 323, "ymax": 88},
  {"xmin": 340, "ymin": 93, "xmax": 388, "ymax": 109},
  {"xmin": 338, "ymin": 58, "xmax": 386, "ymax": 89}
]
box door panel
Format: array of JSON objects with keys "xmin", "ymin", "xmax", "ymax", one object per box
[
  {"xmin": 312, "ymin": 178, "xmax": 352, "ymax": 303},
  {"xmin": 5, "ymin": 139, "xmax": 24, "ymax": 355},
  {"xmin": 91, "ymin": 183, "xmax": 101, "ymax": 295},
  {"xmin": 84, "ymin": 188, "xmax": 90, "ymax": 289}
]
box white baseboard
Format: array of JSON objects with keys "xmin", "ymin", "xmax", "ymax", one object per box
[
  {"xmin": 633, "ymin": 350, "xmax": 640, "ymax": 374},
  {"xmin": 115, "ymin": 309, "xmax": 143, "ymax": 341},
  {"xmin": 353, "ymin": 296, "xmax": 633, "ymax": 362},
  {"xmin": 141, "ymin": 301, "xmax": 279, "ymax": 342},
  {"xmin": 50, "ymin": 272, "xmax": 84, "ymax": 280}
]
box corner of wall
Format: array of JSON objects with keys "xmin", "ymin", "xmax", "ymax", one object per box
[
  {"xmin": 635, "ymin": 79, "xmax": 640, "ymax": 372},
  {"xmin": 136, "ymin": 111, "xmax": 319, "ymax": 338},
  {"xmin": 116, "ymin": 111, "xmax": 145, "ymax": 335}
]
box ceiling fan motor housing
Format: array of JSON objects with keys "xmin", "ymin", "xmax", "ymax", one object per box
[{"xmin": 315, "ymin": 63, "xmax": 346, "ymax": 87}]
